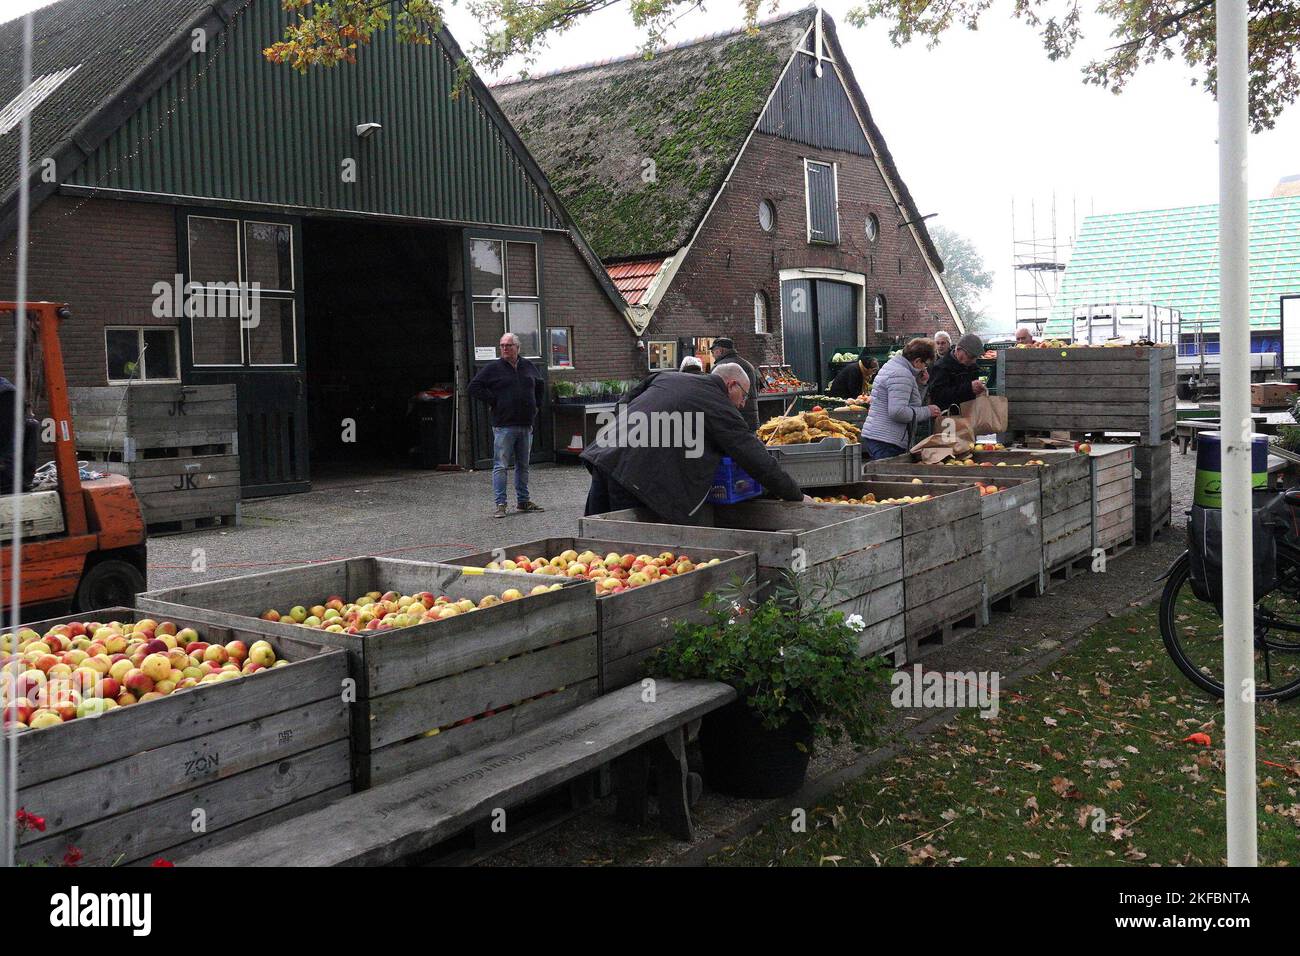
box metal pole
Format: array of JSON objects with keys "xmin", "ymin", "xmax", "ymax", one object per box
[
  {"xmin": 3, "ymin": 11, "xmax": 35, "ymax": 869},
  {"xmin": 1217, "ymin": 0, "xmax": 1257, "ymax": 867}
]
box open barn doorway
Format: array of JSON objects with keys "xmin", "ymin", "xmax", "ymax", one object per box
[{"xmin": 302, "ymin": 219, "xmax": 459, "ymax": 482}]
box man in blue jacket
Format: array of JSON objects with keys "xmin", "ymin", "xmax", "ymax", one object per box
[{"xmin": 468, "ymin": 333, "xmax": 546, "ymax": 518}]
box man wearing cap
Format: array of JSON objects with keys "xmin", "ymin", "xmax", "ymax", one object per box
[
  {"xmin": 927, "ymin": 332, "xmax": 988, "ymax": 414},
  {"xmin": 709, "ymin": 337, "xmax": 759, "ymax": 431}
]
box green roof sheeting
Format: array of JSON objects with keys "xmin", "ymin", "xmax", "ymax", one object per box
[{"xmin": 1047, "ymin": 195, "xmax": 1300, "ymax": 336}]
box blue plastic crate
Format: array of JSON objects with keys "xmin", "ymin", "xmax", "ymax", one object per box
[{"xmin": 708, "ymin": 457, "xmax": 764, "ymax": 504}]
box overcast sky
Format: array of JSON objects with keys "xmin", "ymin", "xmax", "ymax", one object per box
[{"xmin": 4, "ymin": 0, "xmax": 1297, "ymax": 333}]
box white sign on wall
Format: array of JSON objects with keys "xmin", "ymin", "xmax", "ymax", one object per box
[
  {"xmin": 1282, "ymin": 296, "xmax": 1300, "ymax": 369},
  {"xmin": 475, "ymin": 346, "xmax": 498, "ymax": 361}
]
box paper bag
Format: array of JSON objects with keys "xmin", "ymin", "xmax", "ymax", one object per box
[
  {"xmin": 959, "ymin": 394, "xmax": 1008, "ymax": 436},
  {"xmin": 910, "ymin": 429, "xmax": 972, "ymax": 464}
]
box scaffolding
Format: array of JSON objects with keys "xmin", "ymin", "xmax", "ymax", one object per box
[{"xmin": 1011, "ymin": 195, "xmax": 1075, "ymax": 333}]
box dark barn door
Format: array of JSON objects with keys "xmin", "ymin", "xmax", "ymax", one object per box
[
  {"xmin": 781, "ymin": 278, "xmax": 818, "ymax": 389},
  {"xmin": 815, "ymin": 279, "xmax": 856, "ymax": 381},
  {"xmin": 179, "ymin": 210, "xmax": 311, "ymax": 497}
]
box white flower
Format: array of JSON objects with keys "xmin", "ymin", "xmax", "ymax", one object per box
[
  {"xmin": 778, "ymin": 646, "xmax": 785, "ymax": 658},
  {"xmin": 727, "ymin": 618, "xmax": 736, "ymax": 626},
  {"xmin": 845, "ymin": 613, "xmax": 866, "ymax": 632}
]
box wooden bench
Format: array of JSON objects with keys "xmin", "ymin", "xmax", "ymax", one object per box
[{"xmin": 180, "ymin": 678, "xmax": 735, "ymax": 866}]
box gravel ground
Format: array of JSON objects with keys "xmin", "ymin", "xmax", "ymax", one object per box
[{"xmin": 141, "ymin": 444, "xmax": 1194, "ymax": 866}]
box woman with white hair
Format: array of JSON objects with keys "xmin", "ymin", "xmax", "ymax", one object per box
[
  {"xmin": 933, "ymin": 330, "xmax": 952, "ymax": 360},
  {"xmin": 679, "ymin": 355, "xmax": 704, "ymax": 373}
]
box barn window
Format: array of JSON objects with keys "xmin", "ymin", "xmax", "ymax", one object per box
[
  {"xmin": 804, "ymin": 160, "xmax": 839, "ymax": 245},
  {"xmin": 874, "ymin": 294, "xmax": 887, "ymax": 333},
  {"xmin": 754, "ymin": 291, "xmax": 770, "ymax": 334},
  {"xmin": 866, "ymin": 213, "xmax": 879, "ymax": 242},
  {"xmin": 758, "ymin": 199, "xmax": 776, "ymax": 232}
]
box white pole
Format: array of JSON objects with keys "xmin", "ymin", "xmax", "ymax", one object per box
[{"xmin": 1216, "ymin": 0, "xmax": 1257, "ymax": 867}]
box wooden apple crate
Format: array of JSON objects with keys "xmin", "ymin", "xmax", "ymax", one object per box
[
  {"xmin": 10, "ymin": 607, "xmax": 349, "ymax": 867},
  {"xmin": 1134, "ymin": 442, "xmax": 1173, "ymax": 543},
  {"xmin": 137, "ymin": 557, "xmax": 599, "ymax": 789},
  {"xmin": 581, "ymin": 500, "xmax": 905, "ymax": 661},
  {"xmin": 444, "ymin": 537, "xmax": 757, "ymax": 693},
  {"xmin": 1251, "ymin": 381, "xmax": 1297, "ymax": 409},
  {"xmin": 841, "ymin": 472, "xmax": 1043, "ymax": 623},
  {"xmin": 1088, "ymin": 444, "xmax": 1136, "ymax": 553},
  {"xmin": 997, "ymin": 345, "xmax": 1176, "ymax": 445},
  {"xmin": 71, "ymin": 384, "xmax": 239, "ymax": 534},
  {"xmin": 866, "ymin": 449, "xmax": 1093, "ymax": 574},
  {"xmin": 806, "ymin": 481, "xmax": 984, "ymax": 657}
]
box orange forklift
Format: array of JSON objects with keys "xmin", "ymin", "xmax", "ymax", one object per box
[{"xmin": 1, "ymin": 302, "xmax": 147, "ymax": 615}]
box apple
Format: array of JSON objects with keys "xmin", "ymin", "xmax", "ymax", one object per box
[
  {"xmin": 288, "ymin": 606, "xmax": 308, "ymax": 623},
  {"xmin": 104, "ymin": 635, "xmax": 127, "ymax": 654},
  {"xmin": 260, "ymin": 610, "xmax": 281, "ymax": 622},
  {"xmin": 141, "ymin": 653, "xmax": 171, "ymax": 683},
  {"xmin": 627, "ymin": 572, "xmax": 649, "ymax": 587},
  {"xmin": 96, "ymin": 677, "xmax": 121, "ymax": 700},
  {"xmin": 29, "ymin": 710, "xmax": 63, "ymax": 729},
  {"xmin": 501, "ymin": 589, "xmax": 524, "ymax": 602},
  {"xmin": 108, "ymin": 658, "xmax": 132, "ymax": 682},
  {"xmin": 478, "ymin": 594, "xmax": 502, "ymax": 608},
  {"xmin": 202, "ymin": 644, "xmax": 228, "ymax": 665},
  {"xmin": 116, "ymin": 692, "xmax": 137, "ymax": 707},
  {"xmin": 248, "ymin": 641, "xmax": 276, "ymax": 668},
  {"xmin": 185, "ymin": 641, "xmax": 208, "ymax": 657},
  {"xmin": 137, "ymin": 692, "xmax": 165, "ymax": 702},
  {"xmin": 3, "ymin": 698, "xmax": 33, "ymax": 724},
  {"xmin": 123, "ymin": 669, "xmax": 154, "ymax": 696},
  {"xmin": 530, "ymin": 585, "xmax": 550, "ymax": 596}
]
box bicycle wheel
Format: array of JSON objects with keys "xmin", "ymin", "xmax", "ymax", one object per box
[{"xmin": 1159, "ymin": 548, "xmax": 1300, "ymax": 701}]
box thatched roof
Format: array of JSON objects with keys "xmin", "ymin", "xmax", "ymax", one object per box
[{"xmin": 494, "ymin": 8, "xmax": 944, "ymax": 271}]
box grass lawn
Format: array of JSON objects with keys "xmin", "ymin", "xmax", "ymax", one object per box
[{"xmin": 712, "ymin": 604, "xmax": 1300, "ymax": 866}]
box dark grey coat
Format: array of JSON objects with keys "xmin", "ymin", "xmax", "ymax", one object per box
[{"xmin": 580, "ymin": 371, "xmax": 803, "ymax": 524}]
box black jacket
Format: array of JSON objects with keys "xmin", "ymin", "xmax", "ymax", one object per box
[
  {"xmin": 927, "ymin": 352, "xmax": 981, "ymax": 414},
  {"xmin": 580, "ymin": 371, "xmax": 803, "ymax": 525},
  {"xmin": 828, "ymin": 362, "xmax": 871, "ymax": 399},
  {"xmin": 712, "ymin": 349, "xmax": 760, "ymax": 431},
  {"xmin": 0, "ymin": 377, "xmax": 13, "ymax": 488},
  {"xmin": 468, "ymin": 357, "xmax": 545, "ymax": 428}
]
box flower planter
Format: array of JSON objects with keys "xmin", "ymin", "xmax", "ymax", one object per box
[{"xmin": 700, "ymin": 699, "xmax": 812, "ymax": 797}]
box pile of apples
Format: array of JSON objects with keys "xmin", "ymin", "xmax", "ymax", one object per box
[
  {"xmin": 972, "ymin": 442, "xmax": 1006, "ymax": 452},
  {"xmin": 1, "ymin": 619, "xmax": 284, "ymax": 731},
  {"xmin": 261, "ymin": 586, "xmax": 566, "ymax": 633},
  {"xmin": 810, "ymin": 493, "xmax": 935, "ymax": 506},
  {"xmin": 974, "ymin": 483, "xmax": 1002, "ymax": 497},
  {"xmin": 943, "ymin": 458, "xmax": 1047, "ymax": 468},
  {"xmin": 482, "ymin": 549, "xmax": 722, "ymax": 597}
]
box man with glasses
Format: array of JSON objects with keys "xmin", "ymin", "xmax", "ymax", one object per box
[
  {"xmin": 468, "ymin": 332, "xmax": 546, "ymax": 518},
  {"xmin": 581, "ymin": 363, "xmax": 808, "ymax": 523}
]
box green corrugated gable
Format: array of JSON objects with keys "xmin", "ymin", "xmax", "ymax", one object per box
[
  {"xmin": 64, "ymin": 0, "xmax": 562, "ymax": 230},
  {"xmin": 1047, "ymin": 195, "xmax": 1300, "ymax": 336}
]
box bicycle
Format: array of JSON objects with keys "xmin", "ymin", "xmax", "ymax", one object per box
[{"xmin": 1158, "ymin": 488, "xmax": 1300, "ymax": 701}]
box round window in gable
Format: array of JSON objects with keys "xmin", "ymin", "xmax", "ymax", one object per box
[
  {"xmin": 758, "ymin": 199, "xmax": 776, "ymax": 233},
  {"xmin": 866, "ymin": 213, "xmax": 879, "ymax": 243}
]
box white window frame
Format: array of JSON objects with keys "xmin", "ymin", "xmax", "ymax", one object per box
[
  {"xmin": 758, "ymin": 199, "xmax": 776, "ymax": 233},
  {"xmin": 803, "ymin": 159, "xmax": 840, "ymax": 246},
  {"xmin": 754, "ymin": 291, "xmax": 770, "ymax": 335},
  {"xmin": 548, "ymin": 325, "xmax": 575, "ymax": 370},
  {"xmin": 243, "ymin": 220, "xmax": 297, "ymax": 294},
  {"xmin": 874, "ymin": 293, "xmax": 887, "ymax": 334},
  {"xmin": 469, "ymin": 237, "xmax": 543, "ymax": 359},
  {"xmin": 105, "ymin": 326, "xmax": 182, "ymax": 384},
  {"xmin": 647, "ymin": 340, "xmax": 678, "ymax": 370}
]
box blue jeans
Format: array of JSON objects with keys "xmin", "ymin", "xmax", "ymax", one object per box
[
  {"xmin": 492, "ymin": 426, "xmax": 533, "ymax": 506},
  {"xmin": 864, "ymin": 438, "xmax": 907, "ymax": 461}
]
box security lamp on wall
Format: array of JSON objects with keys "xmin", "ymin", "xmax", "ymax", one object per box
[{"xmin": 355, "ymin": 122, "xmax": 382, "ymax": 139}]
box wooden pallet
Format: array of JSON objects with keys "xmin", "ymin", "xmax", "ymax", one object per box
[
  {"xmin": 983, "ymin": 573, "xmax": 1044, "ymax": 622},
  {"xmin": 1017, "ymin": 427, "xmax": 1177, "ymax": 446},
  {"xmin": 147, "ymin": 511, "xmax": 240, "ymax": 536},
  {"xmin": 904, "ymin": 605, "xmax": 982, "ymax": 663}
]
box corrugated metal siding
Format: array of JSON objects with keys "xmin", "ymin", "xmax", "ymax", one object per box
[
  {"xmin": 68, "ymin": 0, "xmax": 562, "ymax": 230},
  {"xmin": 758, "ymin": 51, "xmax": 869, "ymax": 156}
]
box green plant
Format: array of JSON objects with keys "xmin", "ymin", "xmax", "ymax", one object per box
[
  {"xmin": 553, "ymin": 380, "xmax": 577, "ymax": 398},
  {"xmin": 651, "ymin": 571, "xmax": 886, "ymax": 748}
]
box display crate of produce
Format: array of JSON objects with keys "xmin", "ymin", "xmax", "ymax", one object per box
[
  {"xmin": 1134, "ymin": 442, "xmax": 1172, "ymax": 543},
  {"xmin": 445, "ymin": 537, "xmax": 757, "ymax": 693},
  {"xmin": 137, "ymin": 557, "xmax": 598, "ymax": 789},
  {"xmin": 766, "ymin": 436, "xmax": 862, "ymax": 488},
  {"xmin": 804, "ymin": 481, "xmax": 983, "ymax": 654},
  {"xmin": 1087, "ymin": 444, "xmax": 1136, "ymax": 553},
  {"xmin": 997, "ymin": 345, "xmax": 1176, "ymax": 444},
  {"xmin": 70, "ymin": 384, "xmax": 239, "ymax": 533},
  {"xmin": 834, "ymin": 472, "xmax": 1042, "ymax": 624},
  {"xmin": 7, "ymin": 607, "xmax": 349, "ymax": 867},
  {"xmin": 581, "ymin": 500, "xmax": 904, "ymax": 660},
  {"xmin": 1251, "ymin": 382, "xmax": 1296, "ymax": 409},
  {"xmin": 866, "ymin": 448, "xmax": 1092, "ymax": 572}
]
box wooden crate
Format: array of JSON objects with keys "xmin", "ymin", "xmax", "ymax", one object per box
[
  {"xmin": 867, "ymin": 449, "xmax": 1093, "ymax": 572},
  {"xmin": 1088, "ymin": 444, "xmax": 1136, "ymax": 552},
  {"xmin": 70, "ymin": 384, "xmax": 238, "ymax": 455},
  {"xmin": 1134, "ymin": 442, "xmax": 1173, "ymax": 543},
  {"xmin": 10, "ymin": 607, "xmax": 349, "ymax": 867},
  {"xmin": 998, "ymin": 345, "xmax": 1176, "ymax": 444},
  {"xmin": 137, "ymin": 557, "xmax": 599, "ymax": 789},
  {"xmin": 806, "ymin": 481, "xmax": 984, "ymax": 647},
  {"xmin": 71, "ymin": 384, "xmax": 240, "ymax": 529},
  {"xmin": 445, "ymin": 537, "xmax": 757, "ymax": 692},
  {"xmin": 581, "ymin": 501, "xmax": 905, "ymax": 660},
  {"xmin": 1251, "ymin": 381, "xmax": 1296, "ymax": 409},
  {"xmin": 844, "ymin": 472, "xmax": 1042, "ymax": 622}
]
